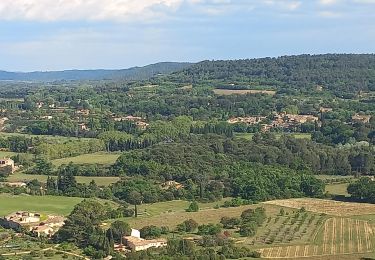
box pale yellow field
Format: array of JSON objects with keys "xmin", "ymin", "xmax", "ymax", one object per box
[{"xmin": 263, "ymin": 198, "xmax": 375, "ymax": 217}]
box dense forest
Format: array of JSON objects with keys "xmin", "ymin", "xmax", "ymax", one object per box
[{"xmin": 169, "ymin": 54, "xmax": 375, "ymax": 95}]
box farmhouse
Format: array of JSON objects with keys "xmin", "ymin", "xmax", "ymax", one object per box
[
  {"xmin": 0, "ymin": 212, "xmax": 65, "ymax": 237},
  {"xmin": 0, "ymin": 158, "xmax": 16, "ymax": 174},
  {"xmin": 161, "ymin": 180, "xmax": 184, "ymax": 190},
  {"xmin": 123, "ymin": 236, "xmax": 167, "ymax": 252},
  {"xmin": 0, "ymin": 211, "xmax": 41, "ymax": 230},
  {"xmin": 122, "ymin": 228, "xmax": 167, "ymax": 252}
]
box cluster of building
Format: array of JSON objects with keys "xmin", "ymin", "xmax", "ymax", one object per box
[
  {"xmin": 0, "ymin": 211, "xmax": 65, "ymax": 237},
  {"xmin": 112, "ymin": 115, "xmax": 150, "ymax": 130},
  {"xmin": 227, "ymin": 112, "xmax": 319, "ymax": 132}
]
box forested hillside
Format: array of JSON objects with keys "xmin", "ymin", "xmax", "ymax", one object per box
[
  {"xmin": 0, "ymin": 62, "xmax": 192, "ymax": 81},
  {"xmin": 169, "ymin": 54, "xmax": 375, "ymax": 95}
]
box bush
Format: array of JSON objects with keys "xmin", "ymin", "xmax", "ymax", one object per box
[
  {"xmin": 140, "ymin": 225, "xmax": 162, "ymax": 239},
  {"xmin": 220, "ymin": 217, "xmax": 241, "ymax": 229},
  {"xmin": 186, "ymin": 201, "xmax": 199, "ymax": 212},
  {"xmin": 177, "ymin": 219, "xmax": 199, "ymax": 232},
  {"xmin": 239, "ymin": 222, "xmax": 257, "ymax": 237},
  {"xmin": 123, "ymin": 208, "xmax": 135, "ymax": 217},
  {"xmin": 44, "ymin": 250, "xmax": 55, "ymax": 257},
  {"xmin": 197, "ymin": 223, "xmax": 222, "ymax": 235}
]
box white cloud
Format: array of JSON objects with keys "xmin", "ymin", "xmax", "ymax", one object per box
[
  {"xmin": 0, "ymin": 0, "xmax": 183, "ymax": 22},
  {"xmin": 0, "ymin": 0, "xmax": 373, "ymax": 22},
  {"xmin": 318, "ymin": 0, "xmax": 339, "ymax": 5}
]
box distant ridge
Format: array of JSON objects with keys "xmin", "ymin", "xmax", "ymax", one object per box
[{"xmin": 0, "ymin": 62, "xmax": 193, "ymax": 82}]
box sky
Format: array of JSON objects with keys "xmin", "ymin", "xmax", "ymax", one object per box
[{"xmin": 0, "ymin": 0, "xmax": 374, "ymax": 71}]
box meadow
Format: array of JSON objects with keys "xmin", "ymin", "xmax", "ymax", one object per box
[
  {"xmin": 0, "ymin": 194, "xmax": 83, "ymax": 216},
  {"xmin": 51, "ymin": 151, "xmax": 121, "ymax": 166},
  {"xmin": 326, "ymin": 183, "xmax": 350, "ymax": 196}
]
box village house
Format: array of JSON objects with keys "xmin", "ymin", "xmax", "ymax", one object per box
[
  {"xmin": 40, "ymin": 115, "xmax": 53, "ymax": 120},
  {"xmin": 161, "ymin": 180, "xmax": 184, "ymax": 190},
  {"xmin": 78, "ymin": 123, "xmax": 89, "ymax": 131},
  {"xmin": 227, "ymin": 116, "xmax": 267, "ymax": 125},
  {"xmin": 75, "ymin": 109, "xmax": 90, "ymax": 116},
  {"xmin": 36, "ymin": 102, "xmax": 44, "ymax": 109},
  {"xmin": 135, "ymin": 121, "xmax": 149, "ymax": 130},
  {"xmin": 124, "ymin": 115, "xmax": 143, "ymax": 122},
  {"xmin": 0, "ymin": 158, "xmax": 16, "ymax": 174},
  {"xmin": 284, "ymin": 114, "xmax": 319, "ymax": 124},
  {"xmin": 320, "ymin": 107, "xmax": 333, "ymax": 113},
  {"xmin": 352, "ymin": 114, "xmax": 372, "ymax": 124}
]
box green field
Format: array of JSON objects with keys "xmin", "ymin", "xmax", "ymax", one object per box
[
  {"xmin": 52, "ymin": 152, "xmax": 121, "ymax": 166},
  {"xmin": 235, "ymin": 132, "xmax": 311, "ymax": 140},
  {"xmin": 7, "ymin": 172, "xmax": 120, "ymax": 186},
  {"xmin": 0, "ymin": 194, "xmax": 83, "ymax": 216}
]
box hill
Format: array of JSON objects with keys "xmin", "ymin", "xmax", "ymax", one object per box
[
  {"xmin": 0, "ymin": 62, "xmax": 193, "ymax": 82},
  {"xmin": 168, "ymin": 54, "xmax": 375, "ymax": 95}
]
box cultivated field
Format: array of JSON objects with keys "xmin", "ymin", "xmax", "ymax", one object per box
[
  {"xmin": 0, "ymin": 194, "xmax": 83, "ymax": 216},
  {"xmin": 52, "ymin": 152, "xmax": 121, "ymax": 166},
  {"xmin": 7, "ymin": 172, "xmax": 120, "ymax": 186},
  {"xmin": 263, "ymin": 198, "xmax": 375, "ymax": 217},
  {"xmin": 259, "ymin": 217, "xmax": 375, "ymax": 259},
  {"xmin": 213, "ymin": 89, "xmax": 276, "ymax": 96}
]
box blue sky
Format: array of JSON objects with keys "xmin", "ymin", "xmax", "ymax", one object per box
[{"xmin": 0, "ymin": 0, "xmax": 374, "ymax": 71}]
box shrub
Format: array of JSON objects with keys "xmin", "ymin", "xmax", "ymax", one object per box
[{"xmin": 186, "ymin": 201, "xmax": 199, "ymax": 212}]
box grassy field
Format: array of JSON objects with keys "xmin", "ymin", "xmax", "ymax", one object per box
[
  {"xmin": 52, "ymin": 152, "xmax": 121, "ymax": 166},
  {"xmin": 0, "ymin": 132, "xmax": 91, "ymax": 142},
  {"xmin": 0, "ymin": 194, "xmax": 83, "ymax": 216},
  {"xmin": 113, "ymin": 199, "xmax": 282, "ymax": 230},
  {"xmin": 326, "ymin": 183, "xmax": 350, "ymax": 196},
  {"xmin": 213, "ymin": 89, "xmax": 276, "ymax": 96},
  {"xmin": 7, "ymin": 172, "xmax": 120, "ymax": 186},
  {"xmin": 235, "ymin": 132, "xmax": 311, "ymax": 140}
]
